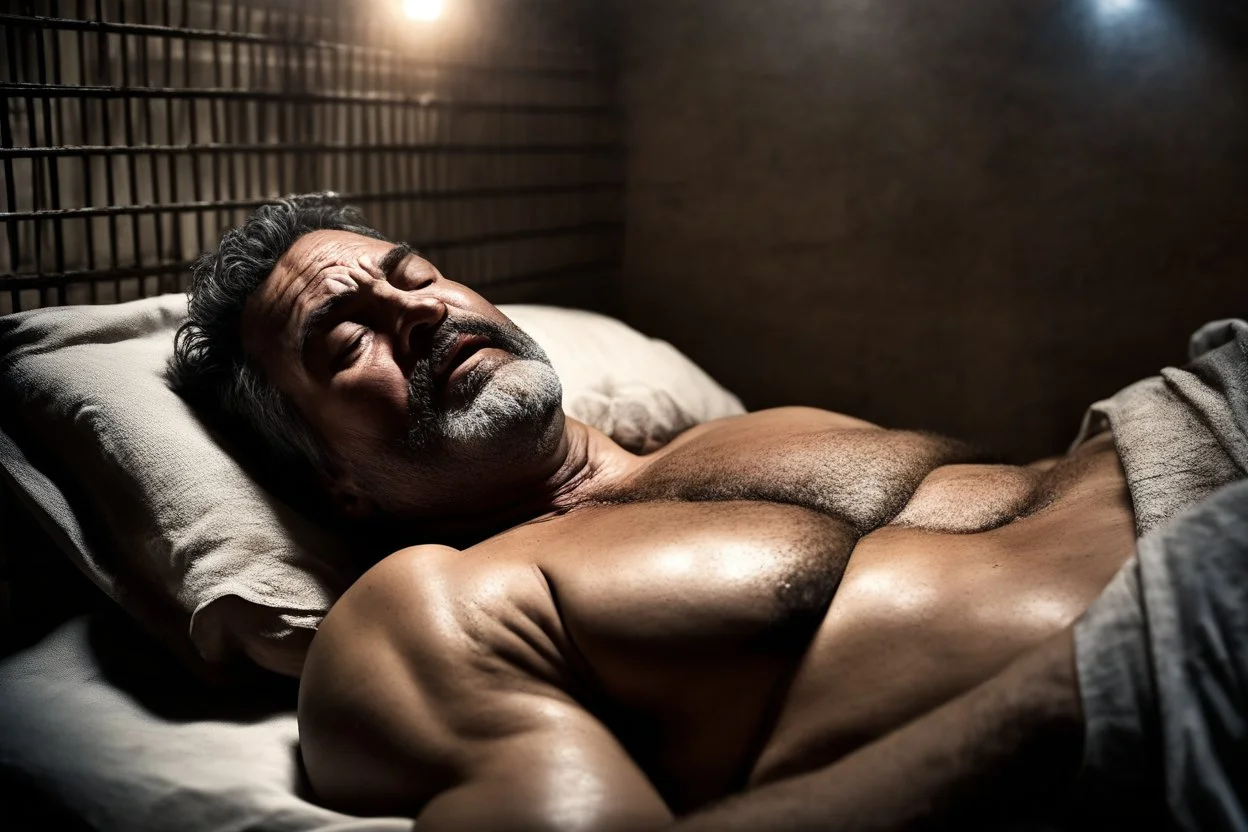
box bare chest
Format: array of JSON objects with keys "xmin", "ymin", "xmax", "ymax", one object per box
[
  {"xmin": 474, "ymin": 432, "xmax": 1133, "ymax": 808},
  {"xmin": 483, "ymin": 499, "xmax": 854, "ymax": 808},
  {"xmin": 497, "ymin": 500, "xmax": 856, "ymax": 656},
  {"xmin": 613, "ymin": 414, "xmax": 1044, "ymax": 535}
]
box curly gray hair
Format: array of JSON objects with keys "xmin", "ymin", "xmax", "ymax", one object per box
[{"xmin": 169, "ymin": 193, "xmax": 388, "ymax": 482}]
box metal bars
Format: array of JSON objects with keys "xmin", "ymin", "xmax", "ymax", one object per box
[{"xmin": 0, "ymin": 0, "xmax": 624, "ymax": 313}]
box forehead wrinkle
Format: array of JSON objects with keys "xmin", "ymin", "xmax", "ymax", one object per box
[
  {"xmin": 277, "ymin": 240, "xmax": 361, "ymax": 352},
  {"xmin": 245, "ymin": 230, "xmax": 381, "ymax": 361}
]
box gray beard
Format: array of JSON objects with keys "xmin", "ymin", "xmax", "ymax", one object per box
[{"xmin": 403, "ymin": 314, "xmax": 562, "ymax": 456}]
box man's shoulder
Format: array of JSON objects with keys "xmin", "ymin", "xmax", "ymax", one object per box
[
  {"xmin": 318, "ymin": 543, "xmax": 560, "ymax": 669},
  {"xmin": 298, "ymin": 544, "xmax": 571, "ymax": 812},
  {"xmin": 334, "ymin": 543, "xmax": 454, "ymax": 607}
]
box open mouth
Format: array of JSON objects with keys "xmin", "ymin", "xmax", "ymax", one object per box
[{"xmin": 434, "ymin": 333, "xmax": 491, "ymax": 391}]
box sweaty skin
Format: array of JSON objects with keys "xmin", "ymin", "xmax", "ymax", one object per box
[{"xmin": 246, "ymin": 231, "xmax": 1136, "ymax": 829}]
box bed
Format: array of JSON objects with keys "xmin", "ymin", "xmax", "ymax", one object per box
[
  {"xmin": 0, "ymin": 613, "xmax": 406, "ymax": 832},
  {"xmin": 4, "ymin": 3, "xmax": 1247, "ymax": 830},
  {"xmin": 5, "ymin": 303, "xmax": 1245, "ymax": 832}
]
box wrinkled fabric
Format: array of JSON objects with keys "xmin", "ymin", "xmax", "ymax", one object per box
[
  {"xmin": 0, "ymin": 615, "xmax": 410, "ymax": 831},
  {"xmin": 1074, "ymin": 478, "xmax": 1248, "ymax": 830},
  {"xmin": 1072, "ymin": 319, "xmax": 1248, "ymax": 537}
]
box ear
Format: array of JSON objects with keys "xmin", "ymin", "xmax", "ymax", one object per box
[{"xmin": 325, "ymin": 473, "xmax": 378, "ymax": 519}]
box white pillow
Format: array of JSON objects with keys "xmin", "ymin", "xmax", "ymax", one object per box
[
  {"xmin": 503, "ymin": 304, "xmax": 744, "ymax": 453},
  {"xmin": 0, "ymin": 294, "xmax": 743, "ymax": 677}
]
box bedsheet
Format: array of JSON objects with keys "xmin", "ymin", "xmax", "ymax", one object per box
[{"xmin": 0, "ymin": 612, "xmax": 411, "ymax": 832}]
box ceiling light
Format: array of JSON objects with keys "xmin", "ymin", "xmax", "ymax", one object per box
[{"xmin": 403, "ymin": 0, "xmax": 444, "ymax": 22}]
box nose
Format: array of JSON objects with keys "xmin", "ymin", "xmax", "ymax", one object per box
[{"xmin": 374, "ymin": 280, "xmax": 447, "ymax": 364}]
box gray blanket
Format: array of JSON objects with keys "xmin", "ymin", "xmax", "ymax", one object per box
[
  {"xmin": 1072, "ymin": 319, "xmax": 1248, "ymax": 536},
  {"xmin": 1074, "ymin": 476, "xmax": 1248, "ymax": 831}
]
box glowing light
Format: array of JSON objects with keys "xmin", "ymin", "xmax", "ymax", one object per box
[
  {"xmin": 403, "ymin": 0, "xmax": 444, "ymax": 21},
  {"xmin": 1095, "ymin": 0, "xmax": 1139, "ymax": 14}
]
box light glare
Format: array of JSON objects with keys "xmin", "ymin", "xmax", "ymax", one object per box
[
  {"xmin": 403, "ymin": 0, "xmax": 444, "ymax": 21},
  {"xmin": 1095, "ymin": 0, "xmax": 1139, "ymax": 13}
]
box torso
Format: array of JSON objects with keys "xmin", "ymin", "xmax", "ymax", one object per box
[{"xmin": 449, "ymin": 408, "xmax": 1137, "ymax": 810}]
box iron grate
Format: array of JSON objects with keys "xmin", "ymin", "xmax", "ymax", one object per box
[{"xmin": 0, "ymin": 0, "xmax": 624, "ymax": 313}]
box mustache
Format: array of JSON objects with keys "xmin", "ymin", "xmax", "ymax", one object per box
[
  {"xmin": 420, "ymin": 314, "xmax": 544, "ymax": 386},
  {"xmin": 401, "ymin": 313, "xmax": 548, "ymax": 453},
  {"xmin": 408, "ymin": 313, "xmax": 547, "ymax": 405}
]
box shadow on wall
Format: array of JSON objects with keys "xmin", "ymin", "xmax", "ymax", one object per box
[{"xmin": 614, "ymin": 0, "xmax": 1248, "ymax": 460}]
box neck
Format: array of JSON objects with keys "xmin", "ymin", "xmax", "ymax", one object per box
[
  {"xmin": 542, "ymin": 417, "xmax": 640, "ymax": 511},
  {"xmin": 407, "ymin": 416, "xmax": 640, "ymax": 545}
]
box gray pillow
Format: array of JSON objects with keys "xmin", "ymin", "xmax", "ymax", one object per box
[{"xmin": 0, "ymin": 294, "xmax": 743, "ymax": 677}]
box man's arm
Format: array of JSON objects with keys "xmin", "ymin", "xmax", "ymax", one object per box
[
  {"xmin": 670, "ymin": 627, "xmax": 1084, "ymax": 831},
  {"xmin": 298, "ymin": 546, "xmax": 672, "ymax": 831}
]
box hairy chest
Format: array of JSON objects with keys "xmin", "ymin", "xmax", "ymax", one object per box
[
  {"xmin": 480, "ymin": 433, "xmax": 1127, "ymax": 807},
  {"xmin": 611, "ymin": 413, "xmax": 1023, "ymax": 534}
]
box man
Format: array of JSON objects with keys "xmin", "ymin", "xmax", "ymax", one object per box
[{"xmin": 171, "ymin": 194, "xmax": 1170, "ymax": 829}]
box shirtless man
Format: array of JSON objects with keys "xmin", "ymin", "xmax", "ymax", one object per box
[{"xmin": 172, "ymin": 195, "xmax": 1138, "ymax": 829}]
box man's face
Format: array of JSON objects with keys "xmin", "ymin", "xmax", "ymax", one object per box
[{"xmin": 241, "ymin": 229, "xmax": 562, "ymax": 516}]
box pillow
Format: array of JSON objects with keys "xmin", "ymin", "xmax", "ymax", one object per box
[
  {"xmin": 504, "ymin": 304, "xmax": 744, "ymax": 453},
  {"xmin": 0, "ymin": 294, "xmax": 743, "ymax": 677}
]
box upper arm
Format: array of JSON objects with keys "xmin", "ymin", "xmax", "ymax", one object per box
[{"xmin": 298, "ymin": 546, "xmax": 672, "ymax": 831}]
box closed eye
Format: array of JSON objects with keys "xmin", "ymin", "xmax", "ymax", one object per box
[{"xmin": 332, "ymin": 327, "xmax": 372, "ymax": 372}]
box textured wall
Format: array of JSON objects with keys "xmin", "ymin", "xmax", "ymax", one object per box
[{"xmin": 616, "ymin": 0, "xmax": 1248, "ymax": 460}]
